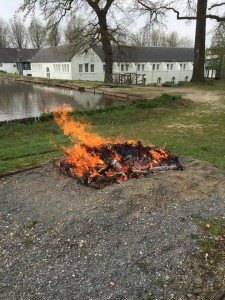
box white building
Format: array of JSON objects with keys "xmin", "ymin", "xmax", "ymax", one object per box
[
  {"xmin": 31, "ymin": 44, "xmax": 194, "ymax": 85},
  {"xmin": 0, "ymin": 48, "xmax": 38, "ymax": 75}
]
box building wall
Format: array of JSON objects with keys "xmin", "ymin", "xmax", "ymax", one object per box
[
  {"xmin": 115, "ymin": 61, "xmax": 193, "ymax": 84},
  {"xmin": 30, "ymin": 50, "xmax": 194, "ymax": 84},
  {"xmin": 31, "ymin": 62, "xmax": 72, "ymax": 80},
  {"xmin": 0, "ymin": 62, "xmax": 19, "ymax": 74},
  {"xmin": 71, "ymin": 49, "xmax": 104, "ymax": 81}
]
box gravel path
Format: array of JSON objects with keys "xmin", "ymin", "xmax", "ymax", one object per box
[{"xmin": 1, "ymin": 157, "xmax": 225, "ymax": 300}]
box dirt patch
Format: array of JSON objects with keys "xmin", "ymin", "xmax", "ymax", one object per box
[{"xmin": 1, "ymin": 157, "xmax": 225, "ymax": 299}]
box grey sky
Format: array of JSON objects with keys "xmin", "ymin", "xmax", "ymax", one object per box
[{"xmin": 0, "ymin": 0, "xmax": 213, "ymax": 46}]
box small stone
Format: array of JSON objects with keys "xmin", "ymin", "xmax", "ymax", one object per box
[{"xmin": 195, "ymin": 278, "xmax": 203, "ymax": 286}]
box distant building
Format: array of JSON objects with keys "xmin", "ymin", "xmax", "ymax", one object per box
[
  {"xmin": 31, "ymin": 44, "xmax": 194, "ymax": 84},
  {"xmin": 0, "ymin": 48, "xmax": 38, "ymax": 76},
  {"xmin": 205, "ymin": 48, "xmax": 225, "ymax": 79}
]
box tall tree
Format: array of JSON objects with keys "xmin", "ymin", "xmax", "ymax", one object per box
[
  {"xmin": 9, "ymin": 16, "xmax": 28, "ymax": 49},
  {"xmin": 128, "ymin": 26, "xmax": 193, "ymax": 47},
  {"xmin": 166, "ymin": 31, "xmax": 179, "ymax": 47},
  {"xmin": 209, "ymin": 22, "xmax": 225, "ymax": 78},
  {"xmin": 64, "ymin": 16, "xmax": 85, "ymax": 44},
  {"xmin": 46, "ymin": 25, "xmax": 61, "ymax": 47},
  {"xmin": 0, "ymin": 18, "xmax": 10, "ymax": 48},
  {"xmin": 20, "ymin": 0, "xmax": 128, "ymax": 83},
  {"xmin": 136, "ymin": 0, "xmax": 225, "ymax": 82},
  {"xmin": 28, "ymin": 17, "xmax": 46, "ymax": 49}
]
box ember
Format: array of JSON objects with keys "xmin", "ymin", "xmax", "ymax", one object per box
[{"xmin": 54, "ymin": 107, "xmax": 182, "ymax": 188}]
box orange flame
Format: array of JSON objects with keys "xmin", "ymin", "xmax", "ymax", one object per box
[{"xmin": 54, "ymin": 106, "xmax": 108, "ymax": 176}]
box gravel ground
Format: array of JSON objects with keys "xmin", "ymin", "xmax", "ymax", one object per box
[{"xmin": 0, "ymin": 157, "xmax": 225, "ymax": 300}]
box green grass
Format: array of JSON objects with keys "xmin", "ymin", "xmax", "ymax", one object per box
[
  {"xmin": 0, "ymin": 93, "xmax": 225, "ymax": 174},
  {"xmin": 0, "ymin": 121, "xmax": 71, "ymax": 173}
]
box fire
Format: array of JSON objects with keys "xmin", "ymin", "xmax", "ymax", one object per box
[
  {"xmin": 54, "ymin": 107, "xmax": 182, "ymax": 188},
  {"xmin": 54, "ymin": 107, "xmax": 107, "ymax": 177}
]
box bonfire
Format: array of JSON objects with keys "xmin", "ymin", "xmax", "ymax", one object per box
[{"xmin": 54, "ymin": 107, "xmax": 182, "ymax": 188}]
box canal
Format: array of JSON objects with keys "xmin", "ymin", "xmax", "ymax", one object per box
[{"xmin": 0, "ymin": 79, "xmax": 125, "ymax": 121}]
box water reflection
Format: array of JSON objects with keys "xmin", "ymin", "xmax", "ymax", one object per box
[{"xmin": 0, "ymin": 79, "xmax": 124, "ymax": 121}]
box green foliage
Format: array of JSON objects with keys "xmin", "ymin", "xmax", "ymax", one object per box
[
  {"xmin": 199, "ymin": 218, "xmax": 224, "ymax": 236},
  {"xmin": 177, "ymin": 81, "xmax": 187, "ymax": 86},
  {"xmin": 23, "ymin": 239, "xmax": 33, "ymax": 246},
  {"xmin": 154, "ymin": 279, "xmax": 164, "ymax": 288},
  {"xmin": 135, "ymin": 260, "xmax": 149, "ymax": 273},
  {"xmin": 162, "ymin": 81, "xmax": 175, "ymax": 87}
]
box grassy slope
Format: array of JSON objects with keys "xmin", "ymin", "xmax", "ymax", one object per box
[{"xmin": 0, "ymin": 93, "xmax": 225, "ymax": 174}]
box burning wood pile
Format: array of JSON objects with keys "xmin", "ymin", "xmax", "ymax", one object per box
[{"xmin": 54, "ymin": 107, "xmax": 182, "ymax": 189}]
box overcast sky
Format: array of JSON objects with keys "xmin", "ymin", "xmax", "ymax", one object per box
[{"xmin": 0, "ymin": 0, "xmax": 213, "ymax": 46}]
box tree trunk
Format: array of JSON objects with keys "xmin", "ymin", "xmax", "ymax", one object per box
[
  {"xmin": 191, "ymin": 0, "xmax": 207, "ymax": 82},
  {"xmin": 98, "ymin": 11, "xmax": 113, "ymax": 83}
]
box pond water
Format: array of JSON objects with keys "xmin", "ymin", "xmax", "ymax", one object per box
[{"xmin": 0, "ymin": 79, "xmax": 125, "ymax": 121}]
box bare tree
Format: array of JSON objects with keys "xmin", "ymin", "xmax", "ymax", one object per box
[
  {"xmin": 28, "ymin": 17, "xmax": 46, "ymax": 49},
  {"xmin": 136, "ymin": 0, "xmax": 225, "ymax": 82},
  {"xmin": 64, "ymin": 15, "xmax": 85, "ymax": 44},
  {"xmin": 211, "ymin": 22, "xmax": 225, "ymax": 48},
  {"xmin": 0, "ymin": 18, "xmax": 10, "ymax": 48},
  {"xmin": 46, "ymin": 24, "xmax": 61, "ymax": 47},
  {"xmin": 20, "ymin": 0, "xmax": 130, "ymax": 83},
  {"xmin": 210, "ymin": 22, "xmax": 225, "ymax": 78},
  {"xmin": 166, "ymin": 31, "xmax": 179, "ymax": 47},
  {"xmin": 9, "ymin": 16, "xmax": 28, "ymax": 49},
  {"xmin": 179, "ymin": 36, "xmax": 193, "ymax": 48},
  {"xmin": 127, "ymin": 25, "xmax": 193, "ymax": 47}
]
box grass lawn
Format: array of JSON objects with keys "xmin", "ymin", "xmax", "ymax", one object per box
[{"xmin": 0, "ymin": 91, "xmax": 225, "ymax": 174}]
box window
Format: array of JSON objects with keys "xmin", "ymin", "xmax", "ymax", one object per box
[
  {"xmin": 152, "ymin": 64, "xmax": 155, "ymax": 71},
  {"xmin": 157, "ymin": 77, "xmax": 161, "ymax": 84},
  {"xmin": 157, "ymin": 64, "xmax": 160, "ymax": 70},
  {"xmin": 180, "ymin": 64, "xmax": 182, "ymax": 69},
  {"xmin": 125, "ymin": 64, "xmax": 129, "ymax": 71},
  {"xmin": 79, "ymin": 64, "xmax": 83, "ymax": 72},
  {"xmin": 85, "ymin": 63, "xmax": 88, "ymax": 72},
  {"xmin": 170, "ymin": 64, "xmax": 173, "ymax": 70},
  {"xmin": 167, "ymin": 64, "xmax": 170, "ymax": 70},
  {"xmin": 183, "ymin": 64, "xmax": 186, "ymax": 70},
  {"xmin": 171, "ymin": 76, "xmax": 175, "ymax": 84},
  {"xmin": 185, "ymin": 76, "xmax": 188, "ymax": 81},
  {"xmin": 142, "ymin": 64, "xmax": 145, "ymax": 71},
  {"xmin": 24, "ymin": 63, "xmax": 31, "ymax": 70},
  {"xmin": 137, "ymin": 64, "xmax": 140, "ymax": 71},
  {"xmin": 0, "ymin": 63, "xmax": 2, "ymax": 67},
  {"xmin": 121, "ymin": 64, "xmax": 124, "ymax": 71},
  {"xmin": 103, "ymin": 64, "xmax": 105, "ymax": 71},
  {"xmin": 91, "ymin": 64, "xmax": 95, "ymax": 72}
]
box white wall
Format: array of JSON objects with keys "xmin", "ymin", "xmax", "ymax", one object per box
[
  {"xmin": 71, "ymin": 49, "xmax": 104, "ymax": 82},
  {"xmin": 0, "ymin": 62, "xmax": 19, "ymax": 74},
  {"xmin": 30, "ymin": 51, "xmax": 194, "ymax": 85},
  {"xmin": 31, "ymin": 62, "xmax": 72, "ymax": 80},
  {"xmin": 115, "ymin": 61, "xmax": 193, "ymax": 84}
]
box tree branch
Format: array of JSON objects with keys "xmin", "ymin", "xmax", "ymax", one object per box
[
  {"xmin": 104, "ymin": 0, "xmax": 115, "ymax": 13},
  {"xmin": 208, "ymin": 2, "xmax": 225, "ymax": 10},
  {"xmin": 137, "ymin": 0, "xmax": 225, "ymax": 22}
]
